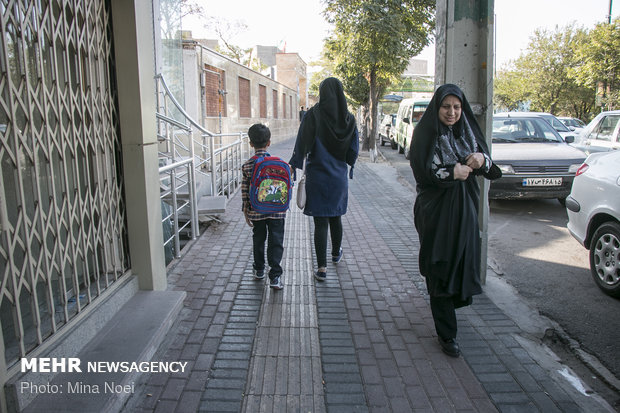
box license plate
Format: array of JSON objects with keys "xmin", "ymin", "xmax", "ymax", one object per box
[{"xmin": 522, "ymin": 177, "xmax": 562, "ymax": 186}]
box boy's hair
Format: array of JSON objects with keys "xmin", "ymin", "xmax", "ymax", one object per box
[{"xmin": 248, "ymin": 124, "xmax": 271, "ymax": 148}]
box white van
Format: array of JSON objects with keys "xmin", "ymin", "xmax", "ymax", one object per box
[{"xmin": 393, "ymin": 98, "xmax": 430, "ymax": 159}]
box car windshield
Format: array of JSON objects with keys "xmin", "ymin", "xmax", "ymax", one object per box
[
  {"xmin": 492, "ymin": 118, "xmax": 564, "ymax": 143},
  {"xmin": 541, "ymin": 115, "xmax": 571, "ymax": 132},
  {"xmin": 562, "ymin": 118, "xmax": 579, "ymax": 128}
]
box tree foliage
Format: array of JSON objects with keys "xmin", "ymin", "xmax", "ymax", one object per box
[
  {"xmin": 160, "ymin": 0, "xmax": 204, "ymax": 40},
  {"xmin": 322, "ymin": 0, "xmax": 435, "ymax": 150},
  {"xmin": 574, "ymin": 17, "xmax": 620, "ymax": 110},
  {"xmin": 494, "ymin": 20, "xmax": 619, "ymax": 121},
  {"xmin": 207, "ymin": 17, "xmax": 248, "ymax": 62},
  {"xmin": 199, "ymin": 16, "xmax": 267, "ymax": 72}
]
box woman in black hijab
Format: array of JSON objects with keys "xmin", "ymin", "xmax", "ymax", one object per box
[
  {"xmin": 410, "ymin": 84, "xmax": 501, "ymax": 357},
  {"xmin": 290, "ymin": 77, "xmax": 359, "ymax": 281}
]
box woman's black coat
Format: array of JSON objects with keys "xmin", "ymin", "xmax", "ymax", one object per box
[{"xmin": 410, "ymin": 84, "xmax": 501, "ymax": 299}]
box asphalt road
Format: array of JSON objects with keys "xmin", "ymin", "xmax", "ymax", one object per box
[{"xmin": 377, "ymin": 142, "xmax": 620, "ymax": 407}]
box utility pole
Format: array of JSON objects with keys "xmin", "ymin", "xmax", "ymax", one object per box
[{"xmin": 435, "ymin": 0, "xmax": 495, "ymax": 283}]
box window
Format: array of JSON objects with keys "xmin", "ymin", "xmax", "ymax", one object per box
[
  {"xmin": 259, "ymin": 85, "xmax": 267, "ymax": 118},
  {"xmin": 492, "ymin": 118, "xmax": 560, "ymax": 142},
  {"xmin": 238, "ymin": 77, "xmax": 251, "ymax": 118},
  {"xmin": 205, "ymin": 65, "xmax": 226, "ymax": 117},
  {"xmin": 593, "ymin": 115, "xmax": 620, "ymax": 142},
  {"xmin": 273, "ymin": 90, "xmax": 278, "ymax": 119},
  {"xmin": 412, "ymin": 104, "xmax": 428, "ymax": 123},
  {"xmin": 282, "ymin": 94, "xmax": 287, "ymax": 118},
  {"xmin": 289, "ymin": 96, "xmax": 293, "ymax": 119}
]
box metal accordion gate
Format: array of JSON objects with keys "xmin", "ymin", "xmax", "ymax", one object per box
[{"xmin": 0, "ymin": 0, "xmax": 130, "ymax": 369}]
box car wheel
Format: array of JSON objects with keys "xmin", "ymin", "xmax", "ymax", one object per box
[
  {"xmin": 398, "ymin": 144, "xmax": 404, "ymax": 154},
  {"xmin": 557, "ymin": 197, "xmax": 566, "ymax": 206},
  {"xmin": 589, "ymin": 221, "xmax": 620, "ymax": 298},
  {"xmin": 390, "ymin": 140, "xmax": 397, "ymax": 150},
  {"xmin": 380, "ymin": 137, "xmax": 385, "ymax": 146}
]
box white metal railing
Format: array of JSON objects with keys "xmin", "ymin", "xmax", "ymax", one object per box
[
  {"xmin": 200, "ymin": 132, "xmax": 248, "ymax": 197},
  {"xmin": 159, "ymin": 158, "xmax": 197, "ymax": 259},
  {"xmin": 156, "ymin": 73, "xmax": 249, "ymax": 195},
  {"xmin": 155, "ymin": 74, "xmax": 249, "ymax": 259}
]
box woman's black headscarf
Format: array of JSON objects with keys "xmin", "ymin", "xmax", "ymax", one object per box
[
  {"xmin": 410, "ymin": 84, "xmax": 500, "ymax": 296},
  {"xmin": 296, "ymin": 77, "xmax": 357, "ymax": 162},
  {"xmin": 410, "ymin": 83, "xmax": 495, "ymax": 187}
]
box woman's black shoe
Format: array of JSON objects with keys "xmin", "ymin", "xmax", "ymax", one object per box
[{"xmin": 438, "ymin": 337, "xmax": 460, "ymax": 357}]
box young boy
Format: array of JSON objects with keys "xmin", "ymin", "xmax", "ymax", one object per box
[{"xmin": 241, "ymin": 124, "xmax": 286, "ymax": 290}]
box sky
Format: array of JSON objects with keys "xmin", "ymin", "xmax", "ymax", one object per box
[{"xmin": 185, "ymin": 0, "xmax": 618, "ymax": 74}]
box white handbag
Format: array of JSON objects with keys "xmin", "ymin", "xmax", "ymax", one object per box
[{"xmin": 296, "ymin": 159, "xmax": 306, "ymax": 209}]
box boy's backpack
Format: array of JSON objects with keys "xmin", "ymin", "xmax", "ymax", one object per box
[{"xmin": 249, "ymin": 153, "xmax": 292, "ymax": 214}]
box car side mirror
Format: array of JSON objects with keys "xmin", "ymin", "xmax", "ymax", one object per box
[
  {"xmin": 403, "ymin": 117, "xmax": 410, "ymax": 124},
  {"xmin": 564, "ymin": 135, "xmax": 575, "ymax": 144}
]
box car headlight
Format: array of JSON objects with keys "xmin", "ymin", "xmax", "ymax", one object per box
[
  {"xmin": 496, "ymin": 164, "xmax": 514, "ymax": 174},
  {"xmin": 568, "ymin": 163, "xmax": 583, "ymax": 173}
]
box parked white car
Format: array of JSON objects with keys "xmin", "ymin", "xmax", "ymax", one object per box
[
  {"xmin": 558, "ymin": 116, "xmax": 586, "ymax": 133},
  {"xmin": 571, "ymin": 110, "xmax": 620, "ymax": 154},
  {"xmin": 495, "ymin": 111, "xmax": 577, "ymax": 142},
  {"xmin": 566, "ymin": 150, "xmax": 620, "ymax": 297}
]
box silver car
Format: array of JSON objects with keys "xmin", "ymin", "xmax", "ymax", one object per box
[
  {"xmin": 571, "ymin": 110, "xmax": 620, "ymax": 154},
  {"xmin": 490, "ymin": 115, "xmax": 586, "ymax": 204},
  {"xmin": 566, "ymin": 151, "xmax": 620, "ymax": 297},
  {"xmin": 495, "ymin": 111, "xmax": 577, "ymax": 142},
  {"xmin": 558, "ymin": 116, "xmax": 586, "ymax": 133}
]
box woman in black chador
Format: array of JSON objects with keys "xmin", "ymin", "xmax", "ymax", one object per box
[{"xmin": 410, "ymin": 84, "xmax": 501, "ymax": 357}]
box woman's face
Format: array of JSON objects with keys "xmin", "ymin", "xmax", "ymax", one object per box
[{"xmin": 438, "ymin": 95, "xmax": 462, "ymax": 126}]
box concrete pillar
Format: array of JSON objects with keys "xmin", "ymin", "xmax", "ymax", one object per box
[
  {"xmin": 435, "ymin": 0, "xmax": 494, "ymax": 283},
  {"xmin": 111, "ymin": 0, "xmax": 167, "ymax": 290}
]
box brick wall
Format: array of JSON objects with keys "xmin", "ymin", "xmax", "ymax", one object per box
[{"xmin": 204, "ymin": 64, "xmax": 226, "ymax": 117}]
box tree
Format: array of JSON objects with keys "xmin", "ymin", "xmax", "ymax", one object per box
[
  {"xmin": 574, "ymin": 17, "xmax": 620, "ymax": 111},
  {"xmin": 493, "ymin": 69, "xmax": 530, "ymax": 111},
  {"xmin": 322, "ymin": 0, "xmax": 435, "ymax": 151},
  {"xmin": 493, "ymin": 23, "xmax": 596, "ymax": 120},
  {"xmin": 160, "ymin": 0, "xmax": 204, "ymax": 40},
  {"xmin": 204, "ymin": 17, "xmax": 268, "ymax": 72},
  {"xmin": 307, "ymin": 56, "xmax": 335, "ymax": 98}
]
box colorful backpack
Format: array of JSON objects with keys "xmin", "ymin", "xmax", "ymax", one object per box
[{"xmin": 249, "ymin": 153, "xmax": 292, "ymax": 214}]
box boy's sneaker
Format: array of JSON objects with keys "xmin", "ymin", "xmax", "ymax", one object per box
[
  {"xmin": 269, "ymin": 276, "xmax": 283, "ymax": 290},
  {"xmin": 332, "ymin": 248, "xmax": 343, "ymax": 264},
  {"xmin": 314, "ymin": 270, "xmax": 327, "ymax": 282},
  {"xmin": 253, "ymin": 268, "xmax": 265, "ymax": 280}
]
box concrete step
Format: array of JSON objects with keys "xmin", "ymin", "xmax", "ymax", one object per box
[
  {"xmin": 15, "ymin": 290, "xmax": 185, "ymax": 413},
  {"xmin": 197, "ymin": 195, "xmax": 227, "ymax": 215}
]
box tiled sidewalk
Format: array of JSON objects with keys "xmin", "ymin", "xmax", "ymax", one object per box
[{"xmin": 122, "ymin": 137, "xmax": 590, "ymax": 413}]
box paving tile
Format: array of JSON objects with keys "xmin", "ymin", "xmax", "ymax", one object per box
[{"xmin": 122, "ymin": 144, "xmax": 594, "ymax": 413}]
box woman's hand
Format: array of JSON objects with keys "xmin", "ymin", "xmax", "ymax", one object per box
[
  {"xmin": 453, "ymin": 163, "xmax": 473, "ymax": 181},
  {"xmin": 465, "ymin": 153, "xmax": 485, "ymax": 170}
]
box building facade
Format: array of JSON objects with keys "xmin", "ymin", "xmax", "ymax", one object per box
[{"xmin": 182, "ymin": 41, "xmax": 302, "ymax": 143}]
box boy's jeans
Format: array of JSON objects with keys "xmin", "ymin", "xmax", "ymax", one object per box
[{"xmin": 252, "ymin": 218, "xmax": 285, "ymax": 279}]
